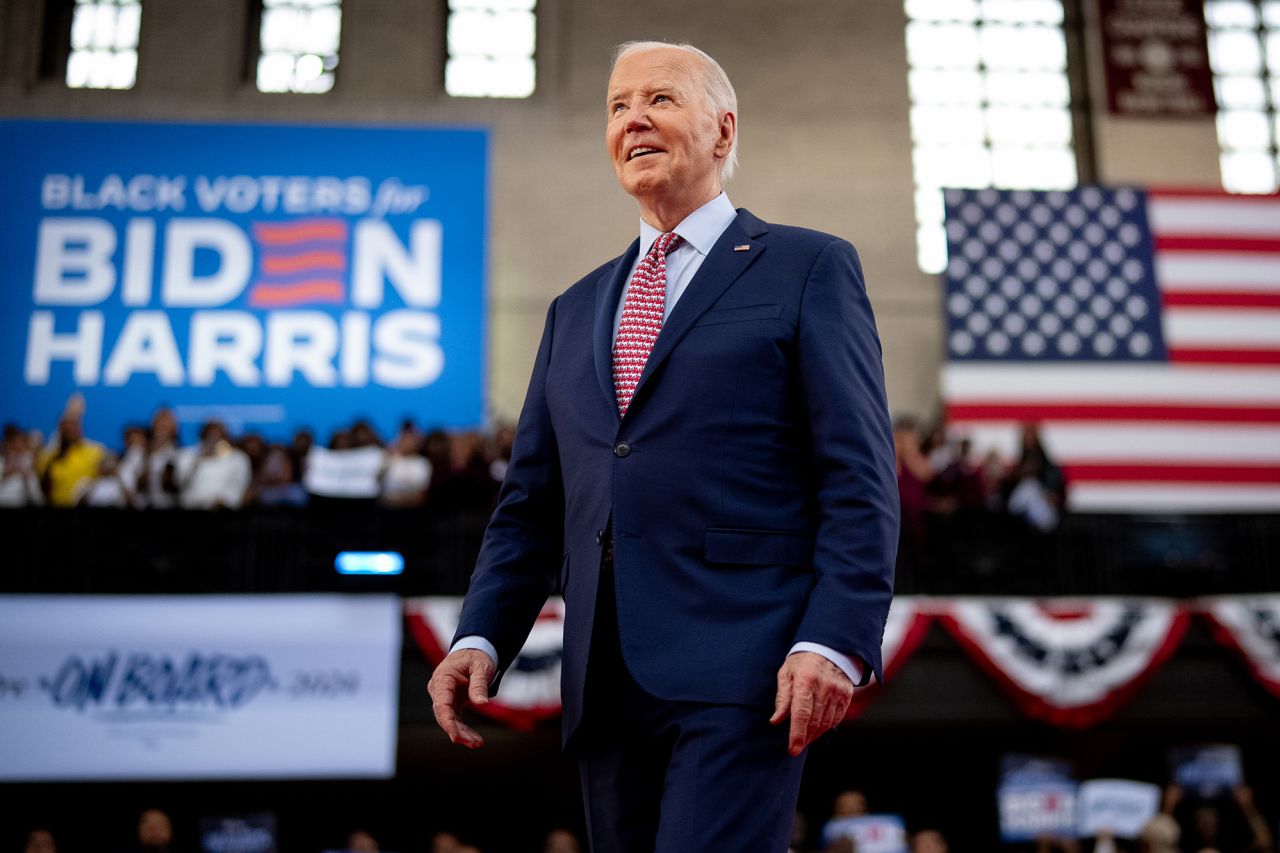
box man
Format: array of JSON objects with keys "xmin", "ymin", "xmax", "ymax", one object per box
[{"xmin": 428, "ymin": 41, "xmax": 897, "ymax": 852}]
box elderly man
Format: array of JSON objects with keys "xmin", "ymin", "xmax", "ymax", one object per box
[{"xmin": 428, "ymin": 40, "xmax": 898, "ymax": 852}]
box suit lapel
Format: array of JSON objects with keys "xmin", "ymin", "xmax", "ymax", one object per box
[
  {"xmin": 627, "ymin": 210, "xmax": 769, "ymax": 414},
  {"xmin": 593, "ymin": 238, "xmax": 640, "ymax": 413}
]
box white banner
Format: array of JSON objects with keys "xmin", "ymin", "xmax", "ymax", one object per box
[{"xmin": 0, "ymin": 595, "xmax": 401, "ymax": 780}]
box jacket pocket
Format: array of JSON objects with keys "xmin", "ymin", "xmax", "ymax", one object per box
[
  {"xmin": 704, "ymin": 528, "xmax": 813, "ymax": 566},
  {"xmin": 693, "ymin": 303, "xmax": 784, "ymax": 327}
]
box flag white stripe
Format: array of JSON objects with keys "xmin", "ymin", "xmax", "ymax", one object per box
[
  {"xmin": 957, "ymin": 424, "xmax": 1280, "ymax": 462},
  {"xmin": 1069, "ymin": 484, "xmax": 1280, "ymax": 512},
  {"xmin": 1155, "ymin": 255, "xmax": 1280, "ymax": 291},
  {"xmin": 942, "ymin": 365, "xmax": 1280, "ymax": 403},
  {"xmin": 1163, "ymin": 312, "xmax": 1280, "ymax": 346},
  {"xmin": 1148, "ymin": 198, "xmax": 1280, "ymax": 236}
]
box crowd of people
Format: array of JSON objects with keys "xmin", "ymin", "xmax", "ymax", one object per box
[
  {"xmin": 21, "ymin": 777, "xmax": 1271, "ymax": 853},
  {"xmin": 0, "ymin": 398, "xmax": 513, "ymax": 514},
  {"xmin": 793, "ymin": 781, "xmax": 1275, "ymax": 853},
  {"xmin": 894, "ymin": 416, "xmax": 1066, "ymax": 541},
  {"xmin": 18, "ymin": 809, "xmax": 582, "ymax": 853}
]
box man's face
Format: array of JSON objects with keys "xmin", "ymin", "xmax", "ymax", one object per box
[
  {"xmin": 605, "ymin": 47, "xmax": 732, "ymax": 209},
  {"xmin": 137, "ymin": 810, "xmax": 172, "ymax": 847}
]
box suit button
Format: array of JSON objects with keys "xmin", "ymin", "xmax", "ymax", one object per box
[
  {"xmin": 595, "ymin": 530, "xmax": 604, "ymax": 545},
  {"xmin": 613, "ymin": 441, "xmax": 631, "ymax": 458}
]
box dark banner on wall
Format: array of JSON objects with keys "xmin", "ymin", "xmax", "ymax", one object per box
[
  {"xmin": 1099, "ymin": 0, "xmax": 1216, "ymax": 117},
  {"xmin": 0, "ymin": 120, "xmax": 487, "ymax": 444}
]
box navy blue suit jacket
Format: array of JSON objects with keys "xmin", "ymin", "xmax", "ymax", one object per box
[{"xmin": 454, "ymin": 209, "xmax": 899, "ymax": 744}]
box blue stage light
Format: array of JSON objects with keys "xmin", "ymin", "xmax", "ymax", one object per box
[{"xmin": 335, "ymin": 551, "xmax": 405, "ymax": 575}]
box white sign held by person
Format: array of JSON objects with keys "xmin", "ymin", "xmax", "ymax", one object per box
[
  {"xmin": 822, "ymin": 815, "xmax": 908, "ymax": 853},
  {"xmin": 0, "ymin": 595, "xmax": 401, "ymax": 780},
  {"xmin": 1078, "ymin": 779, "xmax": 1161, "ymax": 838}
]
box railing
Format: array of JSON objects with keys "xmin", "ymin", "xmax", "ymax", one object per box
[{"xmin": 1, "ymin": 506, "xmax": 1276, "ymax": 596}]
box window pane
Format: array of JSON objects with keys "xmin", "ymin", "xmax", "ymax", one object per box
[
  {"xmin": 447, "ymin": 0, "xmax": 537, "ymax": 98},
  {"xmin": 985, "ymin": 71, "xmax": 1070, "ymax": 106},
  {"xmin": 1204, "ymin": 0, "xmax": 1260, "ymax": 27},
  {"xmin": 67, "ymin": 1, "xmax": 139, "ymax": 89},
  {"xmin": 911, "ymin": 105, "xmax": 986, "ymax": 143},
  {"xmin": 980, "ymin": 25, "xmax": 1066, "ymax": 70},
  {"xmin": 909, "ymin": 69, "xmax": 985, "ymax": 104},
  {"xmin": 1216, "ymin": 75, "xmax": 1268, "ymax": 109},
  {"xmin": 914, "ymin": 146, "xmax": 994, "ymax": 187},
  {"xmin": 257, "ymin": 0, "xmax": 341, "ymax": 94},
  {"xmin": 1218, "ymin": 109, "xmax": 1273, "ymax": 148},
  {"xmin": 1222, "ymin": 150, "xmax": 1279, "ymax": 192},
  {"xmin": 988, "ymin": 107, "xmax": 1073, "ymax": 145},
  {"xmin": 981, "ymin": 0, "xmax": 1063, "ymax": 24},
  {"xmin": 991, "ymin": 147, "xmax": 1077, "ymax": 188},
  {"xmin": 906, "ymin": 0, "xmax": 979, "ymax": 21},
  {"xmin": 1209, "ymin": 30, "xmax": 1264, "ymax": 74},
  {"xmin": 906, "ymin": 22, "xmax": 981, "ymax": 68}
]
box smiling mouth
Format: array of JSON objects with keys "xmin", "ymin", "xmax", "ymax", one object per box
[{"xmin": 627, "ymin": 147, "xmax": 664, "ymax": 161}]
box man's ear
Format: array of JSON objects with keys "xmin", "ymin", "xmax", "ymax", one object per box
[{"xmin": 716, "ymin": 111, "xmax": 736, "ymax": 158}]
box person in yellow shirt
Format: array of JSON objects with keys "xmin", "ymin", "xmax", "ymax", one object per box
[{"xmin": 38, "ymin": 415, "xmax": 105, "ymax": 507}]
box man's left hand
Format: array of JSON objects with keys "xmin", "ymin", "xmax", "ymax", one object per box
[{"xmin": 769, "ymin": 651, "xmax": 854, "ymax": 756}]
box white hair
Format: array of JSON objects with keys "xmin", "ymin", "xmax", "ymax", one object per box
[{"xmin": 611, "ymin": 40, "xmax": 740, "ymax": 182}]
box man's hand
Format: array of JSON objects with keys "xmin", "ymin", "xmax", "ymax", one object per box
[
  {"xmin": 427, "ymin": 648, "xmax": 496, "ymax": 749},
  {"xmin": 770, "ymin": 651, "xmax": 854, "ymax": 756}
]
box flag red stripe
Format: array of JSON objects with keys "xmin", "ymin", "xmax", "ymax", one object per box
[
  {"xmin": 248, "ymin": 281, "xmax": 345, "ymax": 306},
  {"xmin": 1167, "ymin": 348, "xmax": 1280, "ymax": 366},
  {"xmin": 253, "ymin": 221, "xmax": 348, "ymax": 245},
  {"xmin": 1155, "ymin": 236, "xmax": 1280, "ymax": 253},
  {"xmin": 1163, "ymin": 292, "xmax": 1280, "ymax": 309},
  {"xmin": 1064, "ymin": 463, "xmax": 1280, "ymax": 484},
  {"xmin": 945, "ymin": 402, "xmax": 1280, "ymax": 424},
  {"xmin": 261, "ymin": 250, "xmax": 347, "ymax": 274}
]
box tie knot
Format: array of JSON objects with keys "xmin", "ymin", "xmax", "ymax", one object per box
[{"xmin": 652, "ymin": 232, "xmax": 682, "ymax": 257}]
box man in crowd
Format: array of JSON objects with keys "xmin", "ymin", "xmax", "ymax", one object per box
[{"xmin": 429, "ymin": 40, "xmax": 897, "ymax": 852}]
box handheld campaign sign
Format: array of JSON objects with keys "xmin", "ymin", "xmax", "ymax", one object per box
[
  {"xmin": 199, "ymin": 813, "xmax": 278, "ymax": 853},
  {"xmin": 0, "ymin": 595, "xmax": 401, "ymax": 780},
  {"xmin": 821, "ymin": 815, "xmax": 908, "ymax": 853},
  {"xmin": 998, "ymin": 754, "xmax": 1078, "ymax": 842},
  {"xmin": 1170, "ymin": 743, "xmax": 1244, "ymax": 797},
  {"xmin": 0, "ymin": 120, "xmax": 487, "ymax": 444},
  {"xmin": 1078, "ymin": 779, "xmax": 1161, "ymax": 838}
]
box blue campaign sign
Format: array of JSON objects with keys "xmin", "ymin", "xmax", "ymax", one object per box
[{"xmin": 0, "ymin": 119, "xmax": 487, "ymax": 444}]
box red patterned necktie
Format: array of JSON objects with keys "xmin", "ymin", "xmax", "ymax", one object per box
[{"xmin": 613, "ymin": 231, "xmax": 683, "ymax": 416}]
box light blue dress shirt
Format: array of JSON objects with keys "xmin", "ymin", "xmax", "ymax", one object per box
[{"xmin": 454, "ymin": 192, "xmax": 866, "ymax": 687}]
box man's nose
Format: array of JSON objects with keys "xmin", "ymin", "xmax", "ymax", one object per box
[{"xmin": 624, "ymin": 106, "xmax": 652, "ymax": 133}]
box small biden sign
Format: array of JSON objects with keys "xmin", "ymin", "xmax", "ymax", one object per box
[{"xmin": 0, "ymin": 120, "xmax": 487, "ymax": 441}]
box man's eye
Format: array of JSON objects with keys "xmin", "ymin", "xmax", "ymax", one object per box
[
  {"xmin": 654, "ymin": 95, "xmax": 670, "ymax": 103},
  {"xmin": 611, "ymin": 103, "xmax": 625, "ymax": 114}
]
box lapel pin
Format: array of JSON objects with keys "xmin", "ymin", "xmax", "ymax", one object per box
[{"xmin": 733, "ymin": 244, "xmax": 751, "ymax": 252}]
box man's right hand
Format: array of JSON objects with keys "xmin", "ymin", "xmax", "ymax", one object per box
[{"xmin": 427, "ymin": 648, "xmax": 496, "ymax": 749}]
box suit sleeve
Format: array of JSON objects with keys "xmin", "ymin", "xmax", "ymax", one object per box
[
  {"xmin": 792, "ymin": 239, "xmax": 899, "ymax": 685},
  {"xmin": 452, "ymin": 299, "xmax": 565, "ymax": 684}
]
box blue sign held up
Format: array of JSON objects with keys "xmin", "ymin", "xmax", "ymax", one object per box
[{"xmin": 0, "ymin": 119, "xmax": 488, "ymax": 444}]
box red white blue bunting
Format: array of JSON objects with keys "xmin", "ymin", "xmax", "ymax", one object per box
[
  {"xmin": 938, "ymin": 598, "xmax": 1190, "ymax": 728},
  {"xmin": 845, "ymin": 596, "xmax": 932, "ymax": 720},
  {"xmin": 1199, "ymin": 595, "xmax": 1280, "ymax": 701},
  {"xmin": 404, "ymin": 596, "xmax": 564, "ymax": 731},
  {"xmin": 404, "ymin": 596, "xmax": 1280, "ymax": 731}
]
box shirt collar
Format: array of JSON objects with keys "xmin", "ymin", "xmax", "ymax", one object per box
[{"xmin": 639, "ymin": 192, "xmax": 737, "ymax": 257}]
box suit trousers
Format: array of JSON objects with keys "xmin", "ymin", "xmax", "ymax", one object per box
[{"xmin": 575, "ymin": 544, "xmax": 807, "ymax": 853}]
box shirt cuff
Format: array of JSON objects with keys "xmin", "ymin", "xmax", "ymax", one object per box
[
  {"xmin": 788, "ymin": 642, "xmax": 868, "ymax": 686},
  {"xmin": 450, "ymin": 635, "xmax": 499, "ymax": 669}
]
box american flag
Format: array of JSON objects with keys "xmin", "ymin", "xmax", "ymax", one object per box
[{"xmin": 941, "ymin": 186, "xmax": 1280, "ymax": 513}]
